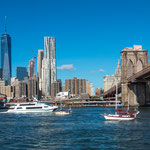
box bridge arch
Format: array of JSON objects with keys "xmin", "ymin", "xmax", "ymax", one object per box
[
  {"xmin": 127, "ymin": 59, "xmax": 134, "ymax": 78},
  {"xmin": 137, "ymin": 59, "xmax": 143, "ymax": 72}
]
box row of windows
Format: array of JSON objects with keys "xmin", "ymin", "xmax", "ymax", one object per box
[
  {"xmin": 20, "ymin": 104, "xmax": 35, "ymax": 106},
  {"xmin": 26, "ymin": 107, "xmax": 42, "ymax": 109}
]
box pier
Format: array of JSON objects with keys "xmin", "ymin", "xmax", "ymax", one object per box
[{"xmin": 44, "ymin": 98, "xmax": 121, "ymax": 107}]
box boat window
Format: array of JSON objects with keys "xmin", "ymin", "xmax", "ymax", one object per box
[
  {"xmin": 44, "ymin": 106, "xmax": 48, "ymax": 108},
  {"xmin": 20, "ymin": 104, "xmax": 35, "ymax": 106},
  {"xmin": 17, "ymin": 107, "xmax": 22, "ymax": 109},
  {"xmin": 26, "ymin": 107, "xmax": 42, "ymax": 109}
]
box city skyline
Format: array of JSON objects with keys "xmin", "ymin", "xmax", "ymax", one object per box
[{"xmin": 1, "ymin": 0, "xmax": 150, "ymax": 89}]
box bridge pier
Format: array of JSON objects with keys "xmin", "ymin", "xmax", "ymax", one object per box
[
  {"xmin": 122, "ymin": 82, "xmax": 150, "ymax": 106},
  {"xmin": 121, "ymin": 83, "xmax": 139, "ymax": 106},
  {"xmin": 121, "ymin": 45, "xmax": 148, "ymax": 106}
]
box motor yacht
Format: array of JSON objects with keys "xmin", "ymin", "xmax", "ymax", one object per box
[{"xmin": 5, "ymin": 101, "xmax": 58, "ymax": 113}]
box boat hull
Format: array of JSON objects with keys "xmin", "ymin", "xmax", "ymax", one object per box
[
  {"xmin": 104, "ymin": 114, "xmax": 135, "ymax": 121},
  {"xmin": 7, "ymin": 109, "xmax": 56, "ymax": 113},
  {"xmin": 55, "ymin": 111, "xmax": 71, "ymax": 115}
]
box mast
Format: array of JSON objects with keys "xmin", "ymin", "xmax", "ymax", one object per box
[
  {"xmin": 128, "ymin": 93, "xmax": 129, "ymax": 111},
  {"xmin": 115, "ymin": 78, "xmax": 118, "ymax": 114}
]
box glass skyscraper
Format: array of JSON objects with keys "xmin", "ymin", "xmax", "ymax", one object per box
[
  {"xmin": 1, "ymin": 33, "xmax": 11, "ymax": 85},
  {"xmin": 42, "ymin": 37, "xmax": 56, "ymax": 96},
  {"xmin": 16, "ymin": 67, "xmax": 28, "ymax": 81}
]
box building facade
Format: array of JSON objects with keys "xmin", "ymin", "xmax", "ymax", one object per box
[
  {"xmin": 16, "ymin": 67, "xmax": 28, "ymax": 81},
  {"xmin": 42, "ymin": 37, "xmax": 56, "ymax": 96},
  {"xmin": 51, "ymin": 81, "xmax": 61, "ymax": 97},
  {"xmin": 65, "ymin": 77, "xmax": 86, "ymax": 97},
  {"xmin": 37, "ymin": 49, "xmax": 44, "ymax": 78},
  {"xmin": 62, "ymin": 83, "xmax": 66, "ymax": 92},
  {"xmin": 86, "ymin": 80, "xmax": 94, "ymax": 96},
  {"xmin": 37, "ymin": 49, "xmax": 44, "ymax": 90},
  {"xmin": 28, "ymin": 60, "xmax": 34, "ymax": 77},
  {"xmin": 15, "ymin": 81, "xmax": 28, "ymax": 98},
  {"xmin": 95, "ymin": 88, "xmax": 104, "ymax": 96},
  {"xmin": 28, "ymin": 77, "xmax": 39, "ymax": 99},
  {"xmin": 104, "ymin": 61, "xmax": 121, "ymax": 92},
  {"xmin": 0, "ymin": 79, "xmax": 5, "ymax": 86},
  {"xmin": 0, "ymin": 85, "xmax": 14, "ymax": 100},
  {"xmin": 1, "ymin": 32, "xmax": 11, "ymax": 85}
]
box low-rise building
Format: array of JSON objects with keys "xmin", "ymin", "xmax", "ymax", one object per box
[
  {"xmin": 95, "ymin": 88, "xmax": 104, "ymax": 96},
  {"xmin": 0, "ymin": 85, "xmax": 15, "ymax": 100}
]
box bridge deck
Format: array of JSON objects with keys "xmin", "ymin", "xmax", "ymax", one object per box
[{"xmin": 103, "ymin": 63, "xmax": 150, "ymax": 97}]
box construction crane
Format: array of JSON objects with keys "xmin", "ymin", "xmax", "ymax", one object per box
[{"xmin": 32, "ymin": 50, "xmax": 36, "ymax": 76}]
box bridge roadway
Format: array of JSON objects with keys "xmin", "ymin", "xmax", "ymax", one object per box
[{"xmin": 103, "ymin": 63, "xmax": 150, "ymax": 98}]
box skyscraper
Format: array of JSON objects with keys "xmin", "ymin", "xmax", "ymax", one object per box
[
  {"xmin": 42, "ymin": 37, "xmax": 56, "ymax": 96},
  {"xmin": 28, "ymin": 60, "xmax": 34, "ymax": 77},
  {"xmin": 16, "ymin": 67, "xmax": 28, "ymax": 81},
  {"xmin": 37, "ymin": 49, "xmax": 44, "ymax": 79},
  {"xmin": 1, "ymin": 17, "xmax": 11, "ymax": 85},
  {"xmin": 37, "ymin": 49, "xmax": 44, "ymax": 90}
]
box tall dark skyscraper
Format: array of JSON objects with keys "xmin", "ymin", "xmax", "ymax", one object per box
[
  {"xmin": 16, "ymin": 67, "xmax": 28, "ymax": 81},
  {"xmin": 0, "ymin": 17, "xmax": 11, "ymax": 85}
]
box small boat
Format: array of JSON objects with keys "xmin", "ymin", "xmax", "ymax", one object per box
[
  {"xmin": 4, "ymin": 101, "xmax": 58, "ymax": 113},
  {"xmin": 103, "ymin": 112, "xmax": 137, "ymax": 121},
  {"xmin": 55, "ymin": 110, "xmax": 71, "ymax": 115},
  {"xmin": 55, "ymin": 104, "xmax": 71, "ymax": 115},
  {"xmin": 103, "ymin": 81, "xmax": 139, "ymax": 121}
]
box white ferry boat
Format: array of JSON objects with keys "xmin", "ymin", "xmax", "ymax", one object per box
[{"xmin": 6, "ymin": 101, "xmax": 58, "ymax": 113}]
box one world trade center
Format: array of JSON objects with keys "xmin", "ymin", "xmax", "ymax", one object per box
[{"xmin": 0, "ymin": 17, "xmax": 11, "ymax": 85}]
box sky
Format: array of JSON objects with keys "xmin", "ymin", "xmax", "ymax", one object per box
[{"xmin": 0, "ymin": 0, "xmax": 150, "ymax": 90}]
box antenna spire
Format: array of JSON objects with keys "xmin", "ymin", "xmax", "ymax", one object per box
[{"xmin": 5, "ymin": 16, "xmax": 7, "ymax": 34}]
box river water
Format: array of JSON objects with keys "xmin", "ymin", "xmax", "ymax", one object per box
[{"xmin": 0, "ymin": 107, "xmax": 150, "ymax": 150}]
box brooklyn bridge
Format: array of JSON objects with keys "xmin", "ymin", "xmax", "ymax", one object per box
[{"xmin": 103, "ymin": 45, "xmax": 150, "ymax": 106}]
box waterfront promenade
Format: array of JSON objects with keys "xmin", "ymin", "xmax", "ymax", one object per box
[{"xmin": 44, "ymin": 98, "xmax": 121, "ymax": 107}]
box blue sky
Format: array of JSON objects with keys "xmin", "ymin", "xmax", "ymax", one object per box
[{"xmin": 0, "ymin": 0, "xmax": 150, "ymax": 90}]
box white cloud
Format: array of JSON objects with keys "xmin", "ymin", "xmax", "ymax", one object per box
[
  {"xmin": 89, "ymin": 69, "xmax": 105, "ymax": 73},
  {"xmin": 98, "ymin": 69, "xmax": 105, "ymax": 72},
  {"xmin": 57, "ymin": 64, "xmax": 75, "ymax": 71}
]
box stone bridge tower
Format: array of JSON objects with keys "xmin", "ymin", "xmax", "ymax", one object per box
[{"xmin": 121, "ymin": 45, "xmax": 148, "ymax": 106}]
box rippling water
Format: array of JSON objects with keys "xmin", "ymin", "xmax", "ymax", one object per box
[{"xmin": 0, "ymin": 107, "xmax": 150, "ymax": 149}]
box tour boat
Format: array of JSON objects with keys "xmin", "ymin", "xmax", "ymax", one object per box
[
  {"xmin": 5, "ymin": 101, "xmax": 58, "ymax": 113},
  {"xmin": 103, "ymin": 80, "xmax": 139, "ymax": 121}
]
